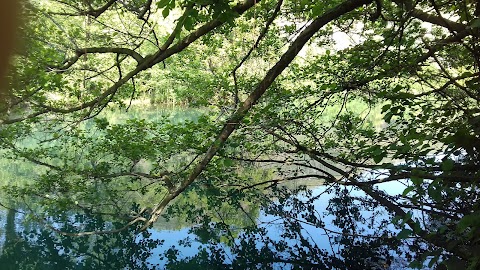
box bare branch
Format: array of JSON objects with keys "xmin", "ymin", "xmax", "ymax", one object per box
[
  {"xmin": 232, "ymin": 0, "xmax": 284, "ymax": 104},
  {"xmin": 51, "ymin": 47, "xmax": 144, "ymax": 72}
]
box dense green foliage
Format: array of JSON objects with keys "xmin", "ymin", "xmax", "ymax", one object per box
[{"xmin": 0, "ymin": 0, "xmax": 480, "ymax": 269}]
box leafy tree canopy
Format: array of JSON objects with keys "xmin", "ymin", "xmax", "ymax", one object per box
[{"xmin": 1, "ymin": 0, "xmax": 480, "ymax": 268}]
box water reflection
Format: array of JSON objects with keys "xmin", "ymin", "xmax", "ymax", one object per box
[
  {"xmin": 0, "ymin": 183, "xmax": 409, "ymax": 269},
  {"xmin": 0, "ymin": 145, "xmax": 410, "ymax": 269},
  {"xmin": 0, "ymin": 209, "xmax": 160, "ymax": 269}
]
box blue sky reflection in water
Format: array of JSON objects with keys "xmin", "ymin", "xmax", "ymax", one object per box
[
  {"xmin": 0, "ymin": 183, "xmax": 413, "ymax": 269},
  {"xmin": 141, "ymin": 181, "xmax": 409, "ymax": 269},
  {"xmin": 0, "ymin": 178, "xmax": 412, "ymax": 269}
]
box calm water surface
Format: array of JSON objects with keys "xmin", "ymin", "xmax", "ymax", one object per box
[{"xmin": 0, "ymin": 108, "xmax": 413, "ymax": 269}]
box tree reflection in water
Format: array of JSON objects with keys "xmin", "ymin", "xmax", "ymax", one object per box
[
  {"xmin": 162, "ymin": 185, "xmax": 409, "ymax": 270},
  {"xmin": 0, "ymin": 208, "xmax": 160, "ymax": 269},
  {"xmin": 0, "ymin": 183, "xmax": 415, "ymax": 269}
]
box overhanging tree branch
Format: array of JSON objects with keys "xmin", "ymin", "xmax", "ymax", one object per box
[
  {"xmin": 30, "ymin": 0, "xmax": 260, "ymax": 119},
  {"xmin": 140, "ymin": 0, "xmax": 375, "ymax": 230},
  {"xmin": 50, "ymin": 47, "xmax": 145, "ymax": 72}
]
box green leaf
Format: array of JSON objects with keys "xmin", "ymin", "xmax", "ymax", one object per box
[
  {"xmin": 404, "ymin": 211, "xmax": 413, "ymax": 222},
  {"xmin": 413, "ymin": 221, "xmax": 422, "ymax": 233},
  {"xmin": 162, "ymin": 7, "xmax": 171, "ymax": 18},
  {"xmin": 371, "ymin": 146, "xmax": 386, "ymax": 163},
  {"xmin": 411, "ymin": 176, "xmax": 423, "ymax": 186},
  {"xmin": 392, "ymin": 215, "xmax": 402, "ymax": 224},
  {"xmin": 157, "ymin": 0, "xmax": 170, "ymax": 8},
  {"xmin": 396, "ymin": 92, "xmax": 415, "ymax": 99},
  {"xmin": 402, "ymin": 186, "xmax": 415, "ymax": 196},
  {"xmin": 184, "ymin": 15, "xmax": 194, "ymax": 31},
  {"xmin": 457, "ymin": 212, "xmax": 480, "ymax": 234},
  {"xmin": 384, "ymin": 111, "xmax": 393, "ymax": 123},
  {"xmin": 471, "ymin": 18, "xmax": 480, "ymax": 28},
  {"xmin": 223, "ymin": 158, "xmax": 234, "ymax": 167},
  {"xmin": 408, "ymin": 260, "xmax": 423, "ymax": 269},
  {"xmin": 311, "ymin": 4, "xmax": 323, "ymax": 17},
  {"xmin": 441, "ymin": 159, "xmax": 455, "ymax": 171},
  {"xmin": 397, "ymin": 228, "xmax": 413, "ymax": 239},
  {"xmin": 217, "ymin": 10, "xmax": 236, "ymax": 23},
  {"xmin": 427, "ymin": 185, "xmax": 442, "ymax": 201},
  {"xmin": 381, "ymin": 103, "xmax": 391, "ymax": 113},
  {"xmin": 428, "ymin": 255, "xmax": 439, "ymax": 268},
  {"xmin": 94, "ymin": 118, "xmax": 109, "ymax": 130}
]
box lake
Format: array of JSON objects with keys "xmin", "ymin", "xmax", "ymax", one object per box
[
  {"xmin": 0, "ymin": 184, "xmax": 410, "ymax": 269},
  {"xmin": 0, "ymin": 106, "xmax": 417, "ymax": 269}
]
